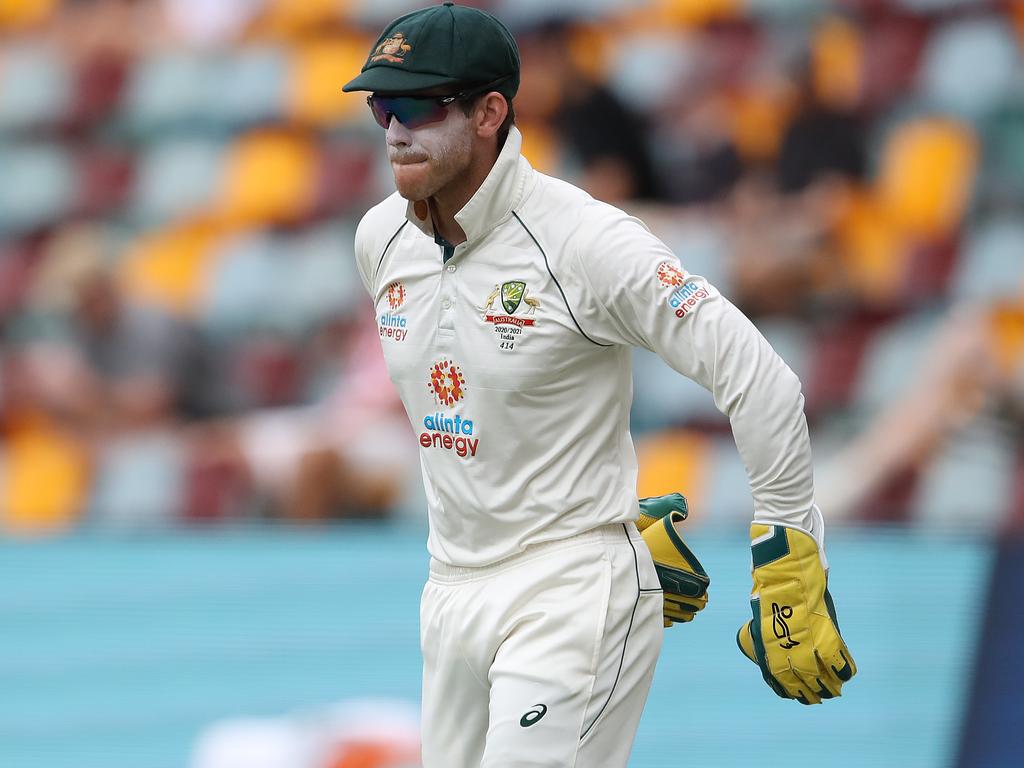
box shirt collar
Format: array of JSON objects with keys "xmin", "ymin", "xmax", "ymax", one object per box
[{"xmin": 405, "ymin": 126, "xmax": 532, "ymax": 243}]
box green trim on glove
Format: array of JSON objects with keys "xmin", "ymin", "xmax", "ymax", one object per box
[
  {"xmin": 750, "ymin": 525, "xmax": 790, "ymax": 568},
  {"xmin": 637, "ymin": 493, "xmax": 688, "ymax": 532},
  {"xmin": 737, "ymin": 524, "xmax": 857, "ymax": 704},
  {"xmin": 639, "ymin": 495, "xmax": 709, "ymax": 627}
]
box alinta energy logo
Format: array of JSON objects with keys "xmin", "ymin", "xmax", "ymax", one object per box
[
  {"xmin": 421, "ymin": 359, "xmax": 478, "ymax": 458},
  {"xmin": 657, "ymin": 261, "xmax": 710, "ymax": 318},
  {"xmin": 428, "ymin": 359, "xmax": 465, "ymax": 407},
  {"xmin": 379, "ymin": 281, "xmax": 409, "ymax": 342},
  {"xmin": 387, "ymin": 281, "xmax": 406, "ymax": 310},
  {"xmin": 657, "ymin": 261, "xmax": 686, "ymax": 288}
]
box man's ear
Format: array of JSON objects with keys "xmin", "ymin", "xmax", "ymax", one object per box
[{"xmin": 474, "ymin": 92, "xmax": 508, "ymax": 139}]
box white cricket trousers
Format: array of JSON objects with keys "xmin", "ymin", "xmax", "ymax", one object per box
[{"xmin": 420, "ymin": 522, "xmax": 664, "ymax": 767}]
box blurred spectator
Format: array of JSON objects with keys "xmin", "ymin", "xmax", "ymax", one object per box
[
  {"xmin": 30, "ymin": 224, "xmax": 214, "ymax": 431},
  {"xmin": 517, "ymin": 19, "xmax": 663, "ymax": 202},
  {"xmin": 817, "ymin": 300, "xmax": 1024, "ymax": 528},
  {"xmin": 656, "ymin": 78, "xmax": 744, "ymax": 204},
  {"xmin": 193, "ymin": 313, "xmax": 416, "ymax": 523},
  {"xmin": 777, "ymin": 18, "xmax": 867, "ymax": 194}
]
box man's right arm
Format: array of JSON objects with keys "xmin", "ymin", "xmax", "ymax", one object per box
[
  {"xmin": 569, "ymin": 203, "xmax": 857, "ymax": 704},
  {"xmin": 353, "ymin": 211, "xmax": 377, "ymax": 299}
]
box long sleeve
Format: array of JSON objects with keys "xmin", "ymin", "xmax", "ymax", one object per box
[{"xmin": 571, "ymin": 203, "xmax": 820, "ymax": 535}]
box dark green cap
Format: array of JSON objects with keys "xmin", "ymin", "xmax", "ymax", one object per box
[{"xmin": 342, "ymin": 2, "xmax": 519, "ymax": 98}]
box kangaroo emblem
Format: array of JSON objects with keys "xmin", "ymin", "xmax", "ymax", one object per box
[{"xmin": 483, "ymin": 284, "xmax": 501, "ymax": 312}]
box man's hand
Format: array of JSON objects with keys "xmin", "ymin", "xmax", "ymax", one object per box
[
  {"xmin": 736, "ymin": 524, "xmax": 857, "ymax": 704},
  {"xmin": 638, "ymin": 493, "xmax": 710, "ymax": 627}
]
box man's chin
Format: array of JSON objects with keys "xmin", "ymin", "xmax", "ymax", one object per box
[
  {"xmin": 395, "ymin": 186, "xmax": 427, "ymax": 201},
  {"xmin": 392, "ymin": 163, "xmax": 436, "ymax": 201}
]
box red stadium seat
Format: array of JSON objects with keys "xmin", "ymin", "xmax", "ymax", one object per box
[
  {"xmin": 0, "ymin": 238, "xmax": 44, "ymax": 320},
  {"xmin": 312, "ymin": 140, "xmax": 375, "ymax": 216},
  {"xmin": 806, "ymin": 312, "xmax": 893, "ymax": 413},
  {"xmin": 233, "ymin": 338, "xmax": 304, "ymax": 407},
  {"xmin": 181, "ymin": 451, "xmax": 251, "ymax": 523},
  {"xmin": 69, "ymin": 53, "xmax": 129, "ymax": 129},
  {"xmin": 74, "ymin": 148, "xmax": 135, "ymax": 216},
  {"xmin": 900, "ymin": 233, "xmax": 960, "ymax": 304}
]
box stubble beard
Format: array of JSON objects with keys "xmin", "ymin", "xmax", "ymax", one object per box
[{"xmin": 390, "ymin": 126, "xmax": 474, "ymax": 203}]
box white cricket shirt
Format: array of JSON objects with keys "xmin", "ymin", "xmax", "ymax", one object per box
[{"xmin": 355, "ymin": 127, "xmax": 822, "ymax": 567}]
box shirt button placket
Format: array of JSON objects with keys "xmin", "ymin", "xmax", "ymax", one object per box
[{"xmin": 438, "ymin": 260, "xmax": 457, "ymax": 333}]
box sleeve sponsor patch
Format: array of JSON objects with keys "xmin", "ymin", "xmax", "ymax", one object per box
[
  {"xmin": 655, "ymin": 261, "xmax": 710, "ymax": 318},
  {"xmin": 666, "ymin": 279, "xmax": 711, "ymax": 318},
  {"xmin": 656, "ymin": 261, "xmax": 687, "ymax": 288}
]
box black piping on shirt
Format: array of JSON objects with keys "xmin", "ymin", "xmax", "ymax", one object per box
[
  {"xmin": 511, "ymin": 211, "xmax": 611, "ymax": 348},
  {"xmin": 374, "ymin": 220, "xmax": 408, "ymax": 285}
]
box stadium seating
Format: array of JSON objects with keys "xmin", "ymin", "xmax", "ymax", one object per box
[
  {"xmin": 0, "ymin": 44, "xmax": 68, "ymax": 131},
  {"xmin": 0, "ymin": 144, "xmax": 75, "ymax": 236},
  {"xmin": 0, "ymin": 0, "xmax": 1021, "ymax": 534},
  {"xmin": 131, "ymin": 139, "xmax": 226, "ymax": 225}
]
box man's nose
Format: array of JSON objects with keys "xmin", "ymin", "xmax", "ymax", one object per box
[{"xmin": 386, "ymin": 116, "xmax": 412, "ymax": 146}]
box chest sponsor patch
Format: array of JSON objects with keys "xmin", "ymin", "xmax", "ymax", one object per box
[
  {"xmin": 419, "ymin": 412, "xmax": 478, "ymax": 458},
  {"xmin": 428, "ymin": 359, "xmax": 465, "ymax": 406},
  {"xmin": 380, "ymin": 281, "xmax": 409, "ymax": 342},
  {"xmin": 421, "ymin": 359, "xmax": 478, "ymax": 458},
  {"xmin": 480, "ymin": 280, "xmax": 540, "ymax": 351}
]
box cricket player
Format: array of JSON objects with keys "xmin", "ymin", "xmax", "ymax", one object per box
[{"xmin": 343, "ymin": 4, "xmax": 857, "ymax": 766}]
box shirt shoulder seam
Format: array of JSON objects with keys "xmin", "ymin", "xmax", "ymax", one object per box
[
  {"xmin": 511, "ymin": 210, "xmax": 612, "ymax": 348},
  {"xmin": 373, "ymin": 219, "xmax": 409, "ymax": 290}
]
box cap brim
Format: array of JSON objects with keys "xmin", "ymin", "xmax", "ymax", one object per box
[{"xmin": 342, "ymin": 67, "xmax": 463, "ymax": 94}]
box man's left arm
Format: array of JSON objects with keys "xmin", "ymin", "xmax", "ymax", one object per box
[{"xmin": 573, "ymin": 205, "xmax": 857, "ymax": 703}]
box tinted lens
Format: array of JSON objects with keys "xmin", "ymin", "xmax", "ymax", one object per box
[{"xmin": 367, "ymin": 96, "xmax": 451, "ymax": 129}]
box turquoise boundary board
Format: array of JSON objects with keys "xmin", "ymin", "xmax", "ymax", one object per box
[{"xmin": 0, "ymin": 526, "xmax": 990, "ymax": 768}]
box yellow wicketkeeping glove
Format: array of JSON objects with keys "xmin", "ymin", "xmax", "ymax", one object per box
[
  {"xmin": 638, "ymin": 493, "xmax": 710, "ymax": 627},
  {"xmin": 736, "ymin": 523, "xmax": 857, "ymax": 704}
]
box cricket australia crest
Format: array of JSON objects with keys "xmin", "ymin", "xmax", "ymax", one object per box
[
  {"xmin": 370, "ymin": 32, "xmax": 413, "ymax": 64},
  {"xmin": 500, "ymin": 280, "xmax": 526, "ymax": 314},
  {"xmin": 481, "ymin": 280, "xmax": 540, "ymax": 351}
]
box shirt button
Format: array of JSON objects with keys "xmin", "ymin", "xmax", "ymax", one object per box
[
  {"xmin": 446, "ymin": 264, "xmax": 457, "ymax": 273},
  {"xmin": 442, "ymin": 299, "xmax": 452, "ymax": 310}
]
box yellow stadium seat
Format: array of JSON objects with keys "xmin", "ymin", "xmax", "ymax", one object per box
[
  {"xmin": 834, "ymin": 188, "xmax": 908, "ymax": 305},
  {"xmin": 989, "ymin": 303, "xmax": 1024, "ymax": 379},
  {"xmin": 218, "ymin": 130, "xmax": 316, "ymax": 226},
  {"xmin": 812, "ymin": 16, "xmax": 863, "ymax": 111},
  {"xmin": 517, "ymin": 121, "xmax": 560, "ymax": 175},
  {"xmin": 875, "ymin": 117, "xmax": 979, "ymax": 240},
  {"xmin": 289, "ymin": 36, "xmax": 373, "ymax": 125},
  {"xmin": 0, "ymin": 0, "xmax": 57, "ymax": 29},
  {"xmin": 254, "ymin": 0, "xmax": 352, "ymax": 39},
  {"xmin": 635, "ymin": 430, "xmax": 709, "ymax": 521},
  {"xmin": 120, "ymin": 220, "xmax": 223, "ymax": 316},
  {"xmin": 567, "ymin": 23, "xmax": 614, "ymax": 83},
  {"xmin": 650, "ymin": 0, "xmax": 741, "ymax": 27},
  {"xmin": 730, "ymin": 82, "xmax": 797, "ymax": 163},
  {"xmin": 1, "ymin": 419, "xmax": 88, "ymax": 536}
]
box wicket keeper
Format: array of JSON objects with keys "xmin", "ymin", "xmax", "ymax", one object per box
[{"xmin": 344, "ymin": 4, "xmax": 856, "ymax": 765}]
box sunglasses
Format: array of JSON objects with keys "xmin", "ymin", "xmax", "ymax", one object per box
[{"xmin": 366, "ymin": 79, "xmax": 507, "ymax": 130}]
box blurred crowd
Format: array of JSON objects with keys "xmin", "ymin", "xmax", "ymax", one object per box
[{"xmin": 1, "ymin": 0, "xmax": 1023, "ymax": 537}]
